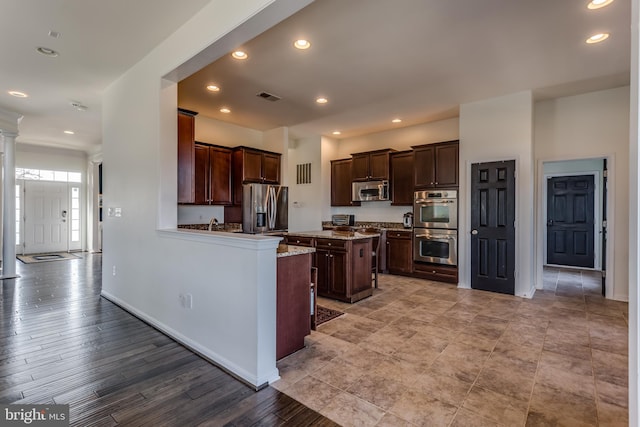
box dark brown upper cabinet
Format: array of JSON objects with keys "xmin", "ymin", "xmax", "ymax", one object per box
[
  {"xmin": 233, "ymin": 147, "xmax": 281, "ymax": 184},
  {"xmin": 413, "ymin": 141, "xmax": 459, "ymax": 189},
  {"xmin": 351, "ymin": 149, "xmax": 394, "ymax": 181},
  {"xmin": 194, "ymin": 143, "xmax": 233, "ymax": 205},
  {"xmin": 331, "ymin": 158, "xmax": 360, "ymax": 207},
  {"xmin": 177, "ymin": 109, "xmax": 197, "ymax": 204},
  {"xmin": 390, "ymin": 150, "xmax": 414, "ymax": 205}
]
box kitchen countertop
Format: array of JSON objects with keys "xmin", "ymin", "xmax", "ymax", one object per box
[
  {"xmin": 276, "ymin": 244, "xmax": 316, "ymax": 258},
  {"xmin": 287, "ymin": 230, "xmax": 379, "ymax": 240},
  {"xmin": 321, "ymin": 221, "xmax": 409, "ymax": 231}
]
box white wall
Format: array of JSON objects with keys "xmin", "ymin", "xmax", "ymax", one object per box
[
  {"xmin": 534, "ymin": 86, "xmax": 630, "ymax": 301},
  {"xmin": 287, "ymin": 136, "xmax": 323, "ymax": 231},
  {"xmin": 459, "ymin": 91, "xmax": 535, "ymax": 298},
  {"xmin": 195, "ymin": 115, "xmax": 262, "ymax": 147},
  {"xmin": 100, "ymin": 0, "xmax": 309, "ymax": 388}
]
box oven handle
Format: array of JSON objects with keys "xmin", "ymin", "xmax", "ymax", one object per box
[
  {"xmin": 414, "ymin": 234, "xmax": 456, "ymax": 242},
  {"xmin": 414, "ymin": 199, "xmax": 456, "ymax": 204}
]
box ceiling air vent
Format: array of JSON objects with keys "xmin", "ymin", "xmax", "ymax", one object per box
[{"xmin": 256, "ymin": 91, "xmax": 281, "ymax": 102}]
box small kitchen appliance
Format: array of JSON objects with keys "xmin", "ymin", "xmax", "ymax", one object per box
[
  {"xmin": 352, "ymin": 180, "xmax": 389, "ymax": 202},
  {"xmin": 331, "ymin": 214, "xmax": 355, "ymax": 227},
  {"xmin": 403, "ymin": 212, "xmax": 413, "ymax": 228}
]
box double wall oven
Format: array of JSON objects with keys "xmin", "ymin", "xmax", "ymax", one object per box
[{"xmin": 413, "ymin": 190, "xmax": 458, "ymax": 266}]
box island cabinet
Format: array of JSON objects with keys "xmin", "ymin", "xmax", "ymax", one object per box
[
  {"xmin": 315, "ymin": 238, "xmax": 372, "ymax": 303},
  {"xmin": 331, "ymin": 158, "xmax": 360, "ymax": 207},
  {"xmin": 386, "ymin": 229, "xmax": 413, "ymax": 275},
  {"xmin": 194, "ymin": 143, "xmax": 232, "ymax": 205},
  {"xmin": 276, "ymin": 252, "xmax": 312, "ymax": 360},
  {"xmin": 390, "ymin": 150, "xmax": 414, "ymax": 205},
  {"xmin": 177, "ymin": 109, "xmax": 197, "ymax": 204},
  {"xmin": 351, "ymin": 149, "xmax": 394, "ymax": 181},
  {"xmin": 413, "ymin": 140, "xmax": 459, "ymax": 189}
]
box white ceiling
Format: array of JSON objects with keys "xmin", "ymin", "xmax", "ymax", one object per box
[
  {"xmin": 0, "ymin": 0, "xmax": 631, "ymax": 153},
  {"xmin": 0, "ymin": 0, "xmax": 210, "ymax": 153},
  {"xmin": 178, "ymin": 0, "xmax": 630, "ymax": 140}
]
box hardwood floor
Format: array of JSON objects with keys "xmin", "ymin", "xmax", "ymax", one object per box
[{"xmin": 0, "ymin": 254, "xmax": 337, "ymax": 426}]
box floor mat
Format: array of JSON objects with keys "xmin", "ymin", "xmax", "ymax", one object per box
[
  {"xmin": 315, "ymin": 305, "xmax": 344, "ymax": 326},
  {"xmin": 17, "ymin": 252, "xmax": 81, "ymax": 264}
]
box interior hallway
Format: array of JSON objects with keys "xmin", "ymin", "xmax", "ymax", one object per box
[{"xmin": 273, "ymin": 268, "xmax": 628, "ymax": 426}]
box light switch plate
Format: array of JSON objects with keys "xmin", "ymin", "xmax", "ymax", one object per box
[{"xmin": 114, "ymin": 207, "xmax": 122, "ymax": 217}]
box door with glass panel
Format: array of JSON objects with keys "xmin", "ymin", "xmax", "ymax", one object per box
[{"xmin": 22, "ymin": 181, "xmax": 69, "ymax": 254}]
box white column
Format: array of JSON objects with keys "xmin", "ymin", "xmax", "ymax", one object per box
[{"xmin": 1, "ymin": 131, "xmax": 17, "ymax": 278}]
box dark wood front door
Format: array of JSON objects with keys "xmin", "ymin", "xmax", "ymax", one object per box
[
  {"xmin": 546, "ymin": 175, "xmax": 595, "ymax": 268},
  {"xmin": 471, "ymin": 160, "xmax": 516, "ymax": 295}
]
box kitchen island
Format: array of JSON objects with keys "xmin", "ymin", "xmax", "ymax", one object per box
[{"xmin": 285, "ymin": 230, "xmax": 376, "ymax": 303}]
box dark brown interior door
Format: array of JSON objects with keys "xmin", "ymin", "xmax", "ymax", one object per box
[
  {"xmin": 546, "ymin": 175, "xmax": 595, "ymax": 268},
  {"xmin": 471, "ymin": 160, "xmax": 516, "ymax": 295}
]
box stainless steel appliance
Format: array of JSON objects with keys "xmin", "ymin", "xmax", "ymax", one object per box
[
  {"xmin": 403, "ymin": 212, "xmax": 413, "ymax": 228},
  {"xmin": 352, "ymin": 180, "xmax": 389, "ymax": 202},
  {"xmin": 413, "ymin": 228, "xmax": 457, "ymax": 265},
  {"xmin": 331, "ymin": 214, "xmax": 355, "ymax": 226},
  {"xmin": 242, "ymin": 183, "xmax": 288, "ymax": 234},
  {"xmin": 413, "ymin": 189, "xmax": 458, "ymax": 229}
]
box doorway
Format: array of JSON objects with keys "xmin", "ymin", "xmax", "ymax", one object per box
[
  {"xmin": 546, "ymin": 175, "xmax": 595, "ymax": 268},
  {"xmin": 22, "ymin": 181, "xmax": 69, "ymax": 254}
]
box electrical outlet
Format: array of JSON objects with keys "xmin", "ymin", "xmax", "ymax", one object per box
[{"xmin": 112, "ymin": 265, "xmax": 116, "ymax": 276}]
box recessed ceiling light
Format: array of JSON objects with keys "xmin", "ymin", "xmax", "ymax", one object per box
[
  {"xmin": 332, "ymin": 131, "xmax": 341, "ymax": 135},
  {"xmin": 294, "ymin": 39, "xmax": 311, "ymax": 50},
  {"xmin": 316, "ymin": 97, "xmax": 328, "ymax": 104},
  {"xmin": 587, "ymin": 0, "xmax": 614, "ymax": 9},
  {"xmin": 586, "ymin": 33, "xmax": 610, "ymax": 44},
  {"xmin": 392, "ymin": 118, "xmax": 402, "ymax": 123},
  {"xmin": 8, "ymin": 91, "xmax": 28, "ymax": 98},
  {"xmin": 36, "ymin": 46, "xmax": 59, "ymax": 57},
  {"xmin": 206, "ymin": 85, "xmax": 220, "ymax": 92},
  {"xmin": 220, "ymin": 107, "xmax": 231, "ymax": 114},
  {"xmin": 231, "ymin": 51, "xmax": 248, "ymax": 60},
  {"xmin": 63, "ymin": 130, "xmax": 75, "ymax": 135}
]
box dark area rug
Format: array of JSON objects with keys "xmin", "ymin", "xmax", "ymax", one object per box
[
  {"xmin": 17, "ymin": 252, "xmax": 81, "ymax": 264},
  {"xmin": 315, "ymin": 305, "xmax": 344, "ymax": 326}
]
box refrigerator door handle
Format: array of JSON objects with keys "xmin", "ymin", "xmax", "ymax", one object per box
[{"xmin": 268, "ymin": 187, "xmax": 277, "ymax": 229}]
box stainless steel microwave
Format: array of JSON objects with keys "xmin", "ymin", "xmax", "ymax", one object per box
[{"xmin": 352, "ymin": 180, "xmax": 389, "ymax": 202}]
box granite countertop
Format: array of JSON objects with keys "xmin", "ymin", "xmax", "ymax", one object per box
[
  {"xmin": 320, "ymin": 221, "xmax": 409, "ymax": 231},
  {"xmin": 178, "ymin": 223, "xmax": 242, "ymax": 233},
  {"xmin": 276, "ymin": 244, "xmax": 316, "ymax": 258},
  {"xmin": 287, "ymin": 230, "xmax": 379, "ymax": 240}
]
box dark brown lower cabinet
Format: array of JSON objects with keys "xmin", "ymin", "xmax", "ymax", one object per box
[
  {"xmin": 276, "ymin": 253, "xmax": 312, "ymax": 360},
  {"xmin": 386, "ymin": 230, "xmax": 413, "ymax": 275},
  {"xmin": 413, "ymin": 262, "xmax": 458, "ymax": 283},
  {"xmin": 315, "ymin": 238, "xmax": 372, "ymax": 303}
]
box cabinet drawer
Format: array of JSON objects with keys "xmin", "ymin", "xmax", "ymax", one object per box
[
  {"xmin": 315, "ymin": 238, "xmax": 347, "ymax": 250},
  {"xmin": 285, "ymin": 235, "xmax": 314, "ymax": 247},
  {"xmin": 386, "ymin": 230, "xmax": 412, "ymax": 240}
]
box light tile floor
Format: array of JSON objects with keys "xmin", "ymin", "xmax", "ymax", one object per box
[{"xmin": 272, "ymin": 268, "xmax": 628, "ymax": 426}]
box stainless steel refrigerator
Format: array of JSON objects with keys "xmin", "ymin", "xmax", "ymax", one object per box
[{"xmin": 242, "ymin": 183, "xmax": 288, "ymax": 234}]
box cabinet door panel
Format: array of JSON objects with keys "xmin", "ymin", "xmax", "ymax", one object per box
[
  {"xmin": 210, "ymin": 147, "xmax": 232, "ymax": 205},
  {"xmin": 435, "ymin": 144, "xmax": 459, "ymax": 187},
  {"xmin": 194, "ymin": 144, "xmax": 209, "ymax": 205},
  {"xmin": 262, "ymin": 153, "xmax": 281, "ymax": 183},
  {"xmin": 315, "ymin": 248, "xmax": 330, "ymax": 295},
  {"xmin": 331, "ymin": 159, "xmax": 356, "ymax": 206},
  {"xmin": 369, "ymin": 152, "xmax": 390, "ymax": 180},
  {"xmin": 391, "ymin": 152, "xmax": 414, "ymax": 205},
  {"xmin": 351, "ymin": 154, "xmax": 370, "ymax": 181},
  {"xmin": 243, "ymin": 150, "xmax": 263, "ymax": 182},
  {"xmin": 329, "ymin": 250, "xmax": 348, "ymax": 297},
  {"xmin": 387, "ymin": 237, "xmax": 413, "ymax": 274},
  {"xmin": 414, "ymin": 146, "xmax": 436, "ymax": 187},
  {"xmin": 177, "ymin": 113, "xmax": 195, "ymax": 203}
]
